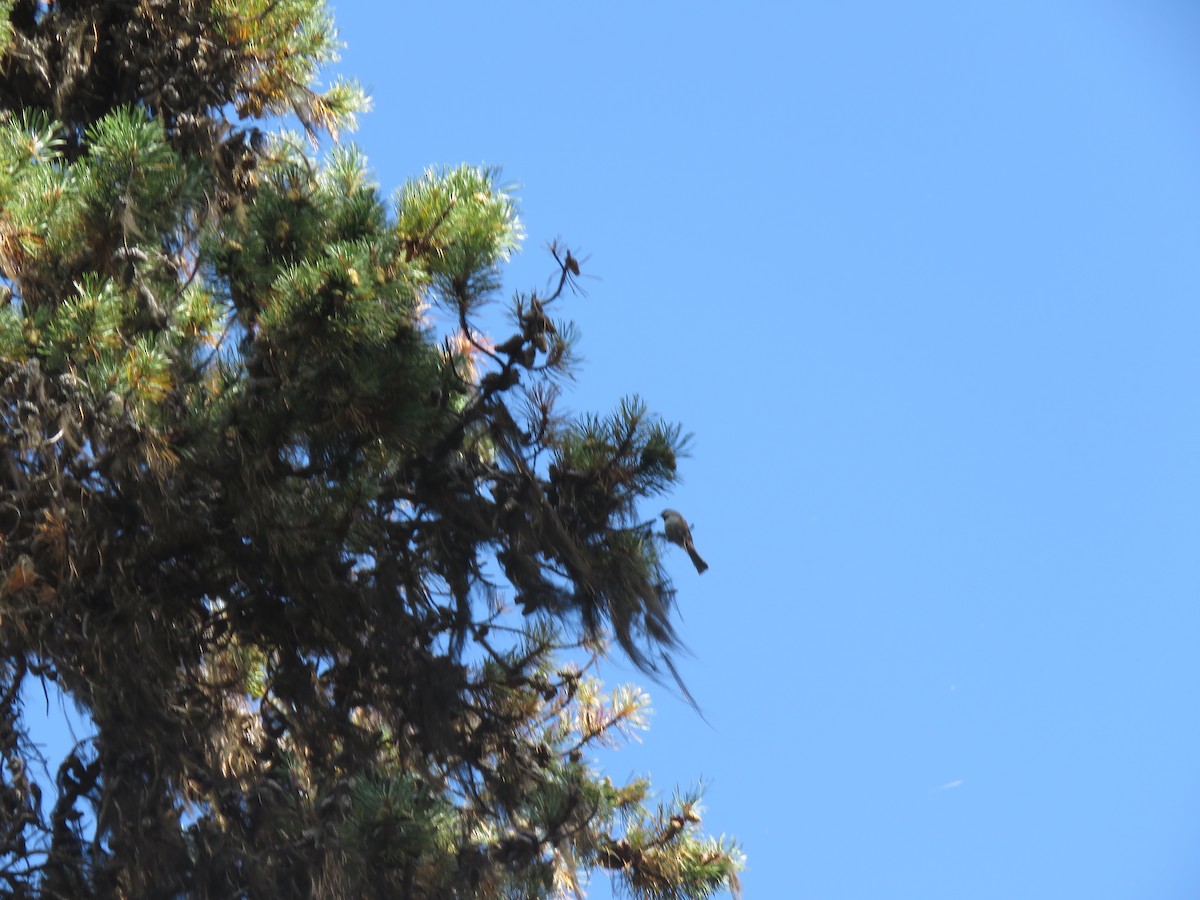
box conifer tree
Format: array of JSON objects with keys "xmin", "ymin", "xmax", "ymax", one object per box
[{"xmin": 0, "ymin": 2, "xmax": 743, "ymax": 896}]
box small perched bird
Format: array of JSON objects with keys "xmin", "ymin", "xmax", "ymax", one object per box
[{"xmin": 661, "ymin": 509, "xmax": 709, "ymax": 574}]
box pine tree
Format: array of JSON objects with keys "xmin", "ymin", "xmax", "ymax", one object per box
[{"xmin": 0, "ymin": 2, "xmax": 743, "ymax": 897}]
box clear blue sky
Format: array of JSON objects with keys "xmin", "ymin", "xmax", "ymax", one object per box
[{"xmin": 25, "ymin": 1, "xmax": 1200, "ymax": 896}]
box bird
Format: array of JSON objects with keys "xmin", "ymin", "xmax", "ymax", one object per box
[{"xmin": 661, "ymin": 509, "xmax": 709, "ymax": 574}]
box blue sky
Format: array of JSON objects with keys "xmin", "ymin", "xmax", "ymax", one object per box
[
  {"xmin": 325, "ymin": 2, "xmax": 1200, "ymax": 896},
  {"xmin": 23, "ymin": 1, "xmax": 1200, "ymax": 896}
]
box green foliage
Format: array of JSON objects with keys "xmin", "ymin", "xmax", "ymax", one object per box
[
  {"xmin": 338, "ymin": 774, "xmax": 458, "ymax": 888},
  {"xmin": 0, "ymin": 2, "xmax": 742, "ymax": 898},
  {"xmin": 212, "ymin": 0, "xmax": 368, "ymax": 136},
  {"xmin": 42, "ymin": 276, "xmax": 128, "ymax": 363},
  {"xmin": 396, "ymin": 164, "xmax": 523, "ymax": 304},
  {"xmin": 78, "ymin": 108, "xmax": 201, "ymax": 242},
  {"xmin": 0, "ymin": 303, "xmax": 21, "ymax": 357}
]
